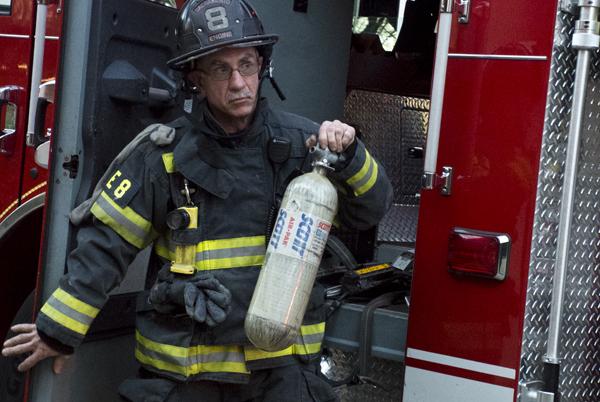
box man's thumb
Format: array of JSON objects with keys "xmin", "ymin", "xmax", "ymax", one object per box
[{"xmin": 52, "ymin": 355, "xmax": 70, "ymax": 374}]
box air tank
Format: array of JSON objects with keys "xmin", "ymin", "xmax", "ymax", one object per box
[{"xmin": 245, "ymin": 148, "xmax": 339, "ymax": 351}]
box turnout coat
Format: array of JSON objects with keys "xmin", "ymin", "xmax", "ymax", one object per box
[{"xmin": 36, "ymin": 99, "xmax": 393, "ymax": 383}]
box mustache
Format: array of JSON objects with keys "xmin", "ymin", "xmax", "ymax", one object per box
[{"xmin": 227, "ymin": 91, "xmax": 253, "ymax": 102}]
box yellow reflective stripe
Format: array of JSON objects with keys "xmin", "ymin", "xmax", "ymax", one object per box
[
  {"xmin": 244, "ymin": 322, "xmax": 325, "ymax": 361},
  {"xmin": 199, "ymin": 235, "xmax": 265, "ymax": 250},
  {"xmin": 136, "ymin": 349, "xmax": 249, "ymax": 376},
  {"xmin": 244, "ymin": 345, "xmax": 294, "ymax": 361},
  {"xmin": 136, "ymin": 331, "xmax": 250, "ymax": 375},
  {"xmin": 298, "ymin": 341, "xmax": 323, "ymax": 355},
  {"xmin": 154, "ymin": 235, "xmax": 266, "ymax": 270},
  {"xmin": 162, "ymin": 152, "xmax": 175, "ymax": 173},
  {"xmin": 354, "ymin": 161, "xmax": 378, "ymax": 196},
  {"xmin": 40, "ymin": 304, "xmax": 89, "ymax": 335},
  {"xmin": 99, "ymin": 191, "xmax": 153, "ymax": 234},
  {"xmin": 195, "ymin": 361, "xmax": 249, "ymax": 374},
  {"xmin": 137, "ymin": 331, "xmax": 191, "ymax": 358},
  {"xmin": 197, "ymin": 255, "xmax": 264, "ymax": 271},
  {"xmin": 345, "ymin": 149, "xmax": 379, "ymax": 196},
  {"xmin": 91, "ymin": 191, "xmax": 156, "ymax": 248},
  {"xmin": 244, "ymin": 342, "xmax": 323, "ymax": 361},
  {"xmin": 53, "ymin": 288, "xmax": 99, "ymax": 318},
  {"xmin": 154, "ymin": 243, "xmax": 172, "ymax": 260},
  {"xmin": 196, "ymin": 235, "xmax": 265, "ymax": 271},
  {"xmin": 300, "ymin": 322, "xmax": 326, "ymax": 336},
  {"xmin": 136, "ymin": 348, "xmax": 187, "ymax": 376},
  {"xmin": 136, "ymin": 331, "xmax": 246, "ymax": 360},
  {"xmin": 347, "ymin": 150, "xmax": 373, "ymax": 186},
  {"xmin": 154, "ymin": 235, "xmax": 173, "ymax": 260}
]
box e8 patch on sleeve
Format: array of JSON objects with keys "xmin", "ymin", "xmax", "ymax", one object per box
[{"xmin": 104, "ymin": 169, "xmax": 141, "ymax": 208}]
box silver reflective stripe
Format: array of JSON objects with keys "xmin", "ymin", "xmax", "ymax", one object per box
[
  {"xmin": 350, "ymin": 156, "xmax": 375, "ymax": 192},
  {"xmin": 300, "ymin": 332, "xmax": 324, "ymax": 345},
  {"xmin": 137, "ymin": 342, "xmax": 190, "ymax": 367},
  {"xmin": 94, "ymin": 194, "xmax": 150, "ymax": 242},
  {"xmin": 46, "ymin": 296, "xmax": 95, "ymax": 328},
  {"xmin": 197, "ymin": 245, "xmax": 265, "ymax": 261},
  {"xmin": 137, "ymin": 340, "xmax": 247, "ymax": 366}
]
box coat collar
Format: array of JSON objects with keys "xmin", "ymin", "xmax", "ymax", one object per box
[{"xmin": 172, "ymin": 99, "xmax": 270, "ymax": 199}]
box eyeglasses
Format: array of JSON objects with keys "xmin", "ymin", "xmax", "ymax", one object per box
[{"xmin": 201, "ymin": 59, "xmax": 260, "ymax": 81}]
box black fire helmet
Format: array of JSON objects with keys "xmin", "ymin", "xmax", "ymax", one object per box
[{"xmin": 167, "ymin": 0, "xmax": 279, "ymax": 76}]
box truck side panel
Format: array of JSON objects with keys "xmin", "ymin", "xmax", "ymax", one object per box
[{"xmin": 404, "ymin": 1, "xmax": 558, "ymax": 400}]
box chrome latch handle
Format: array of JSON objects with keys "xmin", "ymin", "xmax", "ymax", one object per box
[
  {"xmin": 422, "ymin": 166, "xmax": 453, "ymax": 196},
  {"xmin": 457, "ymin": 0, "xmax": 470, "ymax": 24}
]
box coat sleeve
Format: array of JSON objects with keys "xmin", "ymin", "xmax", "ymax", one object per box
[
  {"xmin": 328, "ymin": 139, "xmax": 393, "ymax": 230},
  {"xmin": 36, "ymin": 146, "xmax": 170, "ymax": 349}
]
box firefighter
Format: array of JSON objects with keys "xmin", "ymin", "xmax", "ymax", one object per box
[{"xmin": 2, "ymin": 0, "xmax": 393, "ymax": 400}]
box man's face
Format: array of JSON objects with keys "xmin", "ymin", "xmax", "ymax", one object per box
[{"xmin": 188, "ymin": 47, "xmax": 263, "ymax": 132}]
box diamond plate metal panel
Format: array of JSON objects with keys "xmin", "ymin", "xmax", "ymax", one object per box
[
  {"xmin": 344, "ymin": 90, "xmax": 429, "ymax": 206},
  {"xmin": 376, "ymin": 204, "xmax": 419, "ymax": 244},
  {"xmin": 521, "ymin": 5, "xmax": 600, "ymax": 401},
  {"xmin": 324, "ymin": 348, "xmax": 405, "ymax": 402}
]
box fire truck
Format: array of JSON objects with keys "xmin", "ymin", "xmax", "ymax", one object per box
[{"xmin": 0, "ymin": 0, "xmax": 598, "ymax": 401}]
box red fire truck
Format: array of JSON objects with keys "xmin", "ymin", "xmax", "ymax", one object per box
[{"xmin": 0, "ymin": 0, "xmax": 598, "ymax": 401}]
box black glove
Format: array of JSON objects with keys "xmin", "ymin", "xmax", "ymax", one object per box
[{"xmin": 149, "ymin": 265, "xmax": 232, "ymax": 327}]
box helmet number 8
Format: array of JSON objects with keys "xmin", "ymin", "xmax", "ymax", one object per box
[{"xmin": 205, "ymin": 7, "xmax": 229, "ymax": 31}]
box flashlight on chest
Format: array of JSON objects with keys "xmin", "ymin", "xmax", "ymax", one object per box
[{"xmin": 166, "ymin": 206, "xmax": 198, "ymax": 275}]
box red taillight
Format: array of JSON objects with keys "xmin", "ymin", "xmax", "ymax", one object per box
[{"xmin": 447, "ymin": 228, "xmax": 510, "ymax": 280}]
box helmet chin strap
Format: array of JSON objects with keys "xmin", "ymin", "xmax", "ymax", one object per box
[{"xmin": 263, "ymin": 60, "xmax": 286, "ymax": 101}]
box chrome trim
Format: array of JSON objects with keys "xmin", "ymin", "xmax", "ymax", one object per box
[
  {"xmin": 0, "ymin": 33, "xmax": 31, "ymax": 39},
  {"xmin": 0, "ymin": 193, "xmax": 45, "ymax": 240},
  {"xmin": 440, "ymin": 166, "xmax": 453, "ymax": 196},
  {"xmin": 518, "ymin": 380, "xmax": 544, "ymax": 402},
  {"xmin": 0, "ymin": 34, "xmax": 59, "ymax": 40},
  {"xmin": 422, "ymin": 172, "xmax": 435, "ymax": 189},
  {"xmin": 451, "ymin": 227, "xmax": 511, "ymax": 281},
  {"xmin": 27, "ymin": 3, "xmax": 49, "ymax": 147},
  {"xmin": 537, "ymin": 391, "xmax": 555, "ymax": 402},
  {"xmin": 423, "ymin": 12, "xmax": 452, "ymax": 182},
  {"xmin": 440, "ymin": 0, "xmax": 453, "ymax": 13},
  {"xmin": 39, "ymin": 80, "xmax": 55, "ymax": 103},
  {"xmin": 561, "ymin": 0, "xmax": 578, "ymax": 14},
  {"xmin": 35, "ymin": 140, "xmax": 50, "ymax": 169},
  {"xmin": 448, "ymin": 53, "xmax": 548, "ymax": 60},
  {"xmin": 546, "ymin": 48, "xmax": 592, "ymax": 366},
  {"xmin": 457, "ymin": 0, "xmax": 470, "ymax": 24}
]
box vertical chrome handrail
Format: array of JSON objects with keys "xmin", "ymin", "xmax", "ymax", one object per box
[
  {"xmin": 422, "ymin": 0, "xmax": 453, "ymax": 189},
  {"xmin": 26, "ymin": 2, "xmax": 49, "ymax": 147},
  {"xmin": 542, "ymin": 1, "xmax": 600, "ymax": 399}
]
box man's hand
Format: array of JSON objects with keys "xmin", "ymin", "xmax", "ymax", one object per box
[
  {"xmin": 2, "ymin": 324, "xmax": 69, "ymax": 374},
  {"xmin": 305, "ymin": 120, "xmax": 356, "ymax": 153}
]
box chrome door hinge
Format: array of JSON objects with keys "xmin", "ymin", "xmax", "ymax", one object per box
[
  {"xmin": 422, "ymin": 166, "xmax": 453, "ymax": 196},
  {"xmin": 457, "ymin": 0, "xmax": 470, "ymax": 24}
]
